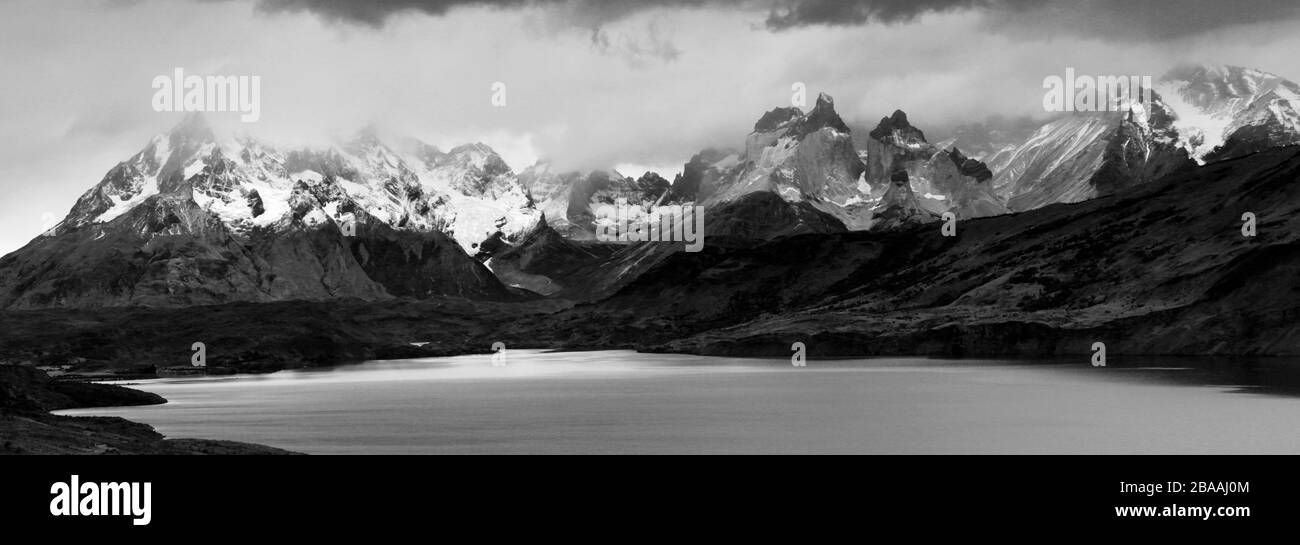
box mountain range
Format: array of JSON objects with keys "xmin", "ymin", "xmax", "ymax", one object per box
[{"xmin": 0, "ymin": 64, "xmax": 1298, "ymax": 364}]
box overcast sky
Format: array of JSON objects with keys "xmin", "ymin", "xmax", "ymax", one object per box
[{"xmin": 2, "ymin": 0, "xmax": 1299, "ymax": 254}]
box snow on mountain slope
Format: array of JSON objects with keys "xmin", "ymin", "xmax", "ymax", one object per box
[
  {"xmin": 403, "ymin": 140, "xmax": 540, "ymax": 251},
  {"xmin": 992, "ymin": 114, "xmax": 1114, "ymax": 209},
  {"xmin": 0, "ymin": 114, "xmax": 524, "ymax": 308},
  {"xmin": 992, "ymin": 92, "xmax": 1193, "ymax": 212},
  {"xmin": 54, "ymin": 115, "xmax": 539, "ymax": 254},
  {"xmin": 1156, "ymin": 65, "xmax": 1300, "ymax": 163},
  {"xmin": 517, "ymin": 162, "xmax": 671, "ymax": 240}
]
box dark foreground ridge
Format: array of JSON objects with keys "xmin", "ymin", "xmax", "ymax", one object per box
[{"xmin": 0, "ymin": 365, "xmax": 298, "ymax": 454}]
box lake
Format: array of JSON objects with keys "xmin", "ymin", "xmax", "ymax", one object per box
[{"xmin": 55, "ymin": 350, "xmax": 1300, "ymax": 454}]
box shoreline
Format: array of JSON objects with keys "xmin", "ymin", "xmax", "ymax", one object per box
[{"xmin": 0, "ymin": 365, "xmax": 300, "ymax": 455}]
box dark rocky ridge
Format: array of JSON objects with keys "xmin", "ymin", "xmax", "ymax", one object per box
[
  {"xmin": 703, "ymin": 191, "xmax": 848, "ymax": 240},
  {"xmin": 0, "ymin": 365, "xmax": 297, "ymax": 455},
  {"xmin": 945, "ymin": 147, "xmax": 993, "ymax": 182},
  {"xmin": 0, "ymin": 189, "xmax": 514, "ymax": 309}
]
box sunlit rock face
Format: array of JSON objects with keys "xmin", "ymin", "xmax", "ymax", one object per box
[
  {"xmin": 869, "ymin": 168, "xmax": 937, "ymax": 231},
  {"xmin": 695, "ymin": 93, "xmax": 873, "ymax": 231},
  {"xmin": 860, "ymin": 110, "xmax": 1007, "ymax": 227},
  {"xmin": 993, "ymin": 93, "xmax": 1193, "ymax": 212},
  {"xmin": 927, "ymin": 148, "xmax": 1007, "ymax": 220}
]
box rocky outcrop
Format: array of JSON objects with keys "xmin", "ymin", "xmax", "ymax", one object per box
[
  {"xmin": 862, "ymin": 110, "xmax": 1007, "ymax": 225},
  {"xmin": 864, "ymin": 110, "xmax": 932, "ymax": 183},
  {"xmin": 485, "ymin": 214, "xmax": 620, "ymax": 296},
  {"xmin": 870, "ymin": 168, "xmax": 937, "ymax": 230},
  {"xmin": 928, "ymin": 148, "xmax": 1006, "ymax": 219},
  {"xmin": 695, "ymin": 93, "xmax": 872, "ymax": 230},
  {"xmin": 704, "ymin": 191, "xmax": 847, "ymax": 240}
]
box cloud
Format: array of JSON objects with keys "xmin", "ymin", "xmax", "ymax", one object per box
[
  {"xmin": 244, "ymin": 0, "xmax": 1300, "ymax": 43},
  {"xmin": 251, "ymin": 0, "xmax": 528, "ymax": 26},
  {"xmin": 764, "ymin": 0, "xmax": 984, "ymax": 29},
  {"xmin": 590, "ymin": 23, "xmax": 682, "ymax": 67},
  {"xmin": 249, "ymin": 0, "xmax": 709, "ymax": 27},
  {"xmin": 982, "ymin": 0, "xmax": 1300, "ymax": 41},
  {"xmin": 244, "ymin": 0, "xmax": 983, "ymax": 29}
]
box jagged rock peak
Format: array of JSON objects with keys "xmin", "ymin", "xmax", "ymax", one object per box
[
  {"xmin": 869, "ymin": 110, "xmax": 925, "ymax": 142},
  {"xmin": 754, "ymin": 107, "xmax": 803, "ymax": 132},
  {"xmin": 944, "ymin": 147, "xmax": 994, "ymax": 182},
  {"xmin": 797, "ymin": 92, "xmax": 851, "ymax": 136},
  {"xmin": 449, "ymin": 142, "xmax": 498, "ymax": 155},
  {"xmin": 636, "ymin": 171, "xmax": 671, "ymax": 187},
  {"xmin": 752, "ymin": 92, "xmax": 851, "ymax": 136}
]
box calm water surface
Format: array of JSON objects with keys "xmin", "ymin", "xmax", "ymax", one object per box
[{"xmin": 56, "ymin": 350, "xmax": 1300, "ymax": 454}]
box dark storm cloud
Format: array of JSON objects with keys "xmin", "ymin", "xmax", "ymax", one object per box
[
  {"xmin": 244, "ymin": 0, "xmax": 1300, "ymax": 40},
  {"xmin": 957, "ymin": 0, "xmax": 1300, "ymax": 42},
  {"xmin": 763, "ymin": 0, "xmax": 986, "ymax": 29},
  {"xmin": 249, "ymin": 0, "xmax": 708, "ymax": 27},
  {"xmin": 252, "ymin": 0, "xmax": 524, "ymax": 26},
  {"xmin": 245, "ymin": 0, "xmax": 977, "ymax": 28},
  {"xmin": 762, "ymin": 0, "xmax": 1300, "ymax": 38}
]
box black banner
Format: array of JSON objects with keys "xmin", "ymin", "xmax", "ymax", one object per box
[{"xmin": 0, "ymin": 455, "xmax": 1286, "ymax": 536}]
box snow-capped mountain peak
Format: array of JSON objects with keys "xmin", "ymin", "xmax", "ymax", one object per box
[
  {"xmin": 1156, "ymin": 64, "xmax": 1300, "ymax": 162},
  {"xmin": 55, "ymin": 115, "xmax": 540, "ymax": 253}
]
